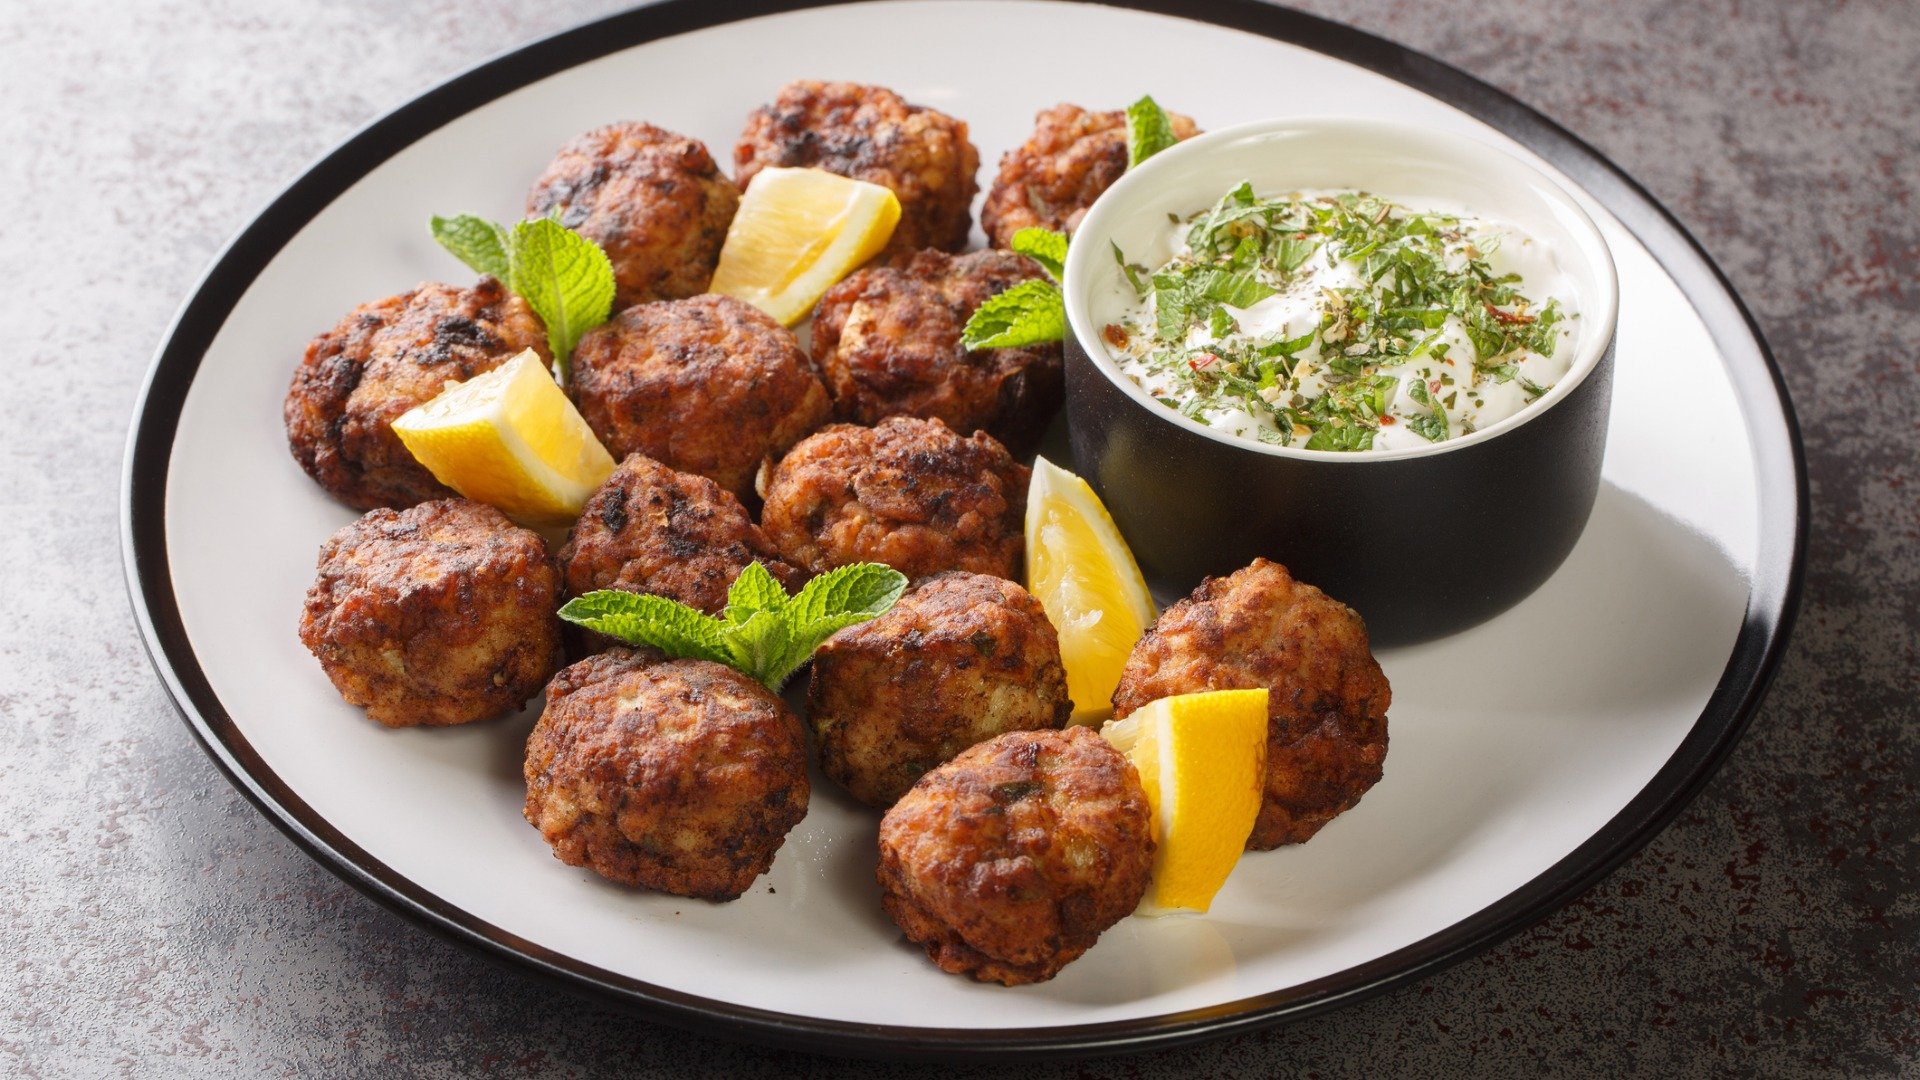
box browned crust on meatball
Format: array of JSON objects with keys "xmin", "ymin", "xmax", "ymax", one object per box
[
  {"xmin": 284, "ymin": 280, "xmax": 551, "ymax": 511},
  {"xmin": 980, "ymin": 104, "xmax": 1200, "ymax": 248},
  {"xmin": 527, "ymin": 122, "xmax": 740, "ymax": 308},
  {"xmin": 759, "ymin": 416, "xmax": 1029, "ymax": 581},
  {"xmin": 569, "ymin": 294, "xmax": 831, "ymax": 501},
  {"xmin": 298, "ymin": 499, "xmax": 564, "ymax": 727},
  {"xmin": 558, "ymin": 453, "xmax": 806, "ymax": 619},
  {"xmin": 808, "ymin": 572, "xmax": 1070, "ymax": 807},
  {"xmin": 876, "ymin": 727, "xmax": 1152, "ymax": 985},
  {"xmin": 809, "ymin": 249, "xmax": 1064, "ymax": 453},
  {"xmin": 734, "ymin": 80, "xmax": 980, "ymax": 256},
  {"xmin": 1111, "ymin": 558, "xmax": 1390, "ymax": 848},
  {"xmin": 523, "ymin": 650, "xmax": 810, "ymax": 900}
]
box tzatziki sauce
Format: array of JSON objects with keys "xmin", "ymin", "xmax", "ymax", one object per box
[{"xmin": 1102, "ymin": 186, "xmax": 1579, "ymax": 452}]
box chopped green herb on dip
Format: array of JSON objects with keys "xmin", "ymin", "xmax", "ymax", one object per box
[{"xmin": 1104, "ymin": 186, "xmax": 1578, "ymax": 451}]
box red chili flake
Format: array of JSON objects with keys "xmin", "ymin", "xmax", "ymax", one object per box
[
  {"xmin": 1483, "ymin": 302, "xmax": 1537, "ymax": 325},
  {"xmin": 1380, "ymin": 414, "xmax": 1398, "ymax": 426},
  {"xmin": 1188, "ymin": 352, "xmax": 1220, "ymax": 372},
  {"xmin": 1429, "ymin": 379, "xmax": 1443, "ymax": 394},
  {"xmin": 1103, "ymin": 323, "xmax": 1130, "ymax": 349}
]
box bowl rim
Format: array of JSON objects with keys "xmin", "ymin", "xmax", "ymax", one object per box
[{"xmin": 1062, "ymin": 115, "xmax": 1622, "ymax": 464}]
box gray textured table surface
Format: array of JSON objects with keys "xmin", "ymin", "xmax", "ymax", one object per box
[{"xmin": 4, "ymin": 0, "xmax": 1915, "ymax": 1075}]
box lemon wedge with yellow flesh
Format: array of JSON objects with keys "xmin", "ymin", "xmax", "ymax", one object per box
[
  {"xmin": 1024, "ymin": 456, "xmax": 1157, "ymax": 725},
  {"xmin": 391, "ymin": 349, "xmax": 615, "ymax": 528},
  {"xmin": 1102, "ymin": 689, "xmax": 1270, "ymax": 915},
  {"xmin": 708, "ymin": 166, "xmax": 902, "ymax": 326}
]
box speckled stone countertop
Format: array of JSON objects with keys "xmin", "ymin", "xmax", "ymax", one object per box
[{"xmin": 3, "ymin": 0, "xmax": 1914, "ymax": 1075}]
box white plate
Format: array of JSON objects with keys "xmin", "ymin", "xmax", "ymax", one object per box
[{"xmin": 122, "ymin": 0, "xmax": 1804, "ymax": 1060}]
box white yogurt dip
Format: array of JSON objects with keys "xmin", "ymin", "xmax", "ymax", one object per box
[{"xmin": 1102, "ymin": 186, "xmax": 1579, "ymax": 452}]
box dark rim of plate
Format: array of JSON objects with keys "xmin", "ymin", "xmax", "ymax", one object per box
[{"xmin": 119, "ymin": 0, "xmax": 1808, "ymax": 1062}]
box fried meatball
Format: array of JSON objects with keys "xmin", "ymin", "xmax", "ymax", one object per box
[
  {"xmin": 298, "ymin": 499, "xmax": 564, "ymax": 727},
  {"xmin": 808, "ymin": 572, "xmax": 1069, "ymax": 807},
  {"xmin": 760, "ymin": 416, "xmax": 1029, "ymax": 581},
  {"xmin": 569, "ymin": 294, "xmax": 831, "ymax": 500},
  {"xmin": 877, "ymin": 727, "xmax": 1152, "ymax": 985},
  {"xmin": 1111, "ymin": 558, "xmax": 1390, "ymax": 848},
  {"xmin": 809, "ymin": 249, "xmax": 1064, "ymax": 452},
  {"xmin": 735, "ymin": 80, "xmax": 979, "ymax": 256},
  {"xmin": 980, "ymin": 103, "xmax": 1201, "ymax": 248},
  {"xmin": 522, "ymin": 649, "xmax": 810, "ymax": 900},
  {"xmin": 526, "ymin": 122, "xmax": 740, "ymax": 308},
  {"xmin": 285, "ymin": 280, "xmax": 550, "ymax": 510},
  {"xmin": 558, "ymin": 453, "xmax": 806, "ymax": 617}
]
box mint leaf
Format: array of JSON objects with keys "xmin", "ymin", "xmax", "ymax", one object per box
[
  {"xmin": 1153, "ymin": 272, "xmax": 1194, "ymax": 340},
  {"xmin": 431, "ymin": 214, "xmax": 511, "ymax": 280},
  {"xmin": 722, "ymin": 561, "xmax": 789, "ymax": 626},
  {"xmin": 761, "ymin": 563, "xmax": 908, "ymax": 689},
  {"xmin": 558, "ymin": 591, "xmax": 732, "ymax": 664},
  {"xmin": 1010, "ymin": 227, "xmax": 1068, "ymax": 281},
  {"xmin": 1257, "ymin": 328, "xmax": 1318, "ymax": 358},
  {"xmin": 1112, "ymin": 240, "xmax": 1147, "ymax": 295},
  {"xmin": 786, "ymin": 563, "xmax": 909, "ymax": 629},
  {"xmin": 1273, "ymin": 234, "xmax": 1319, "ymax": 274},
  {"xmin": 721, "ymin": 608, "xmax": 794, "ymax": 687},
  {"xmin": 1191, "ymin": 268, "xmax": 1277, "ymax": 309},
  {"xmin": 961, "ymin": 279, "xmax": 1065, "ymax": 350},
  {"xmin": 1126, "ymin": 95, "xmax": 1178, "ymax": 167},
  {"xmin": 1405, "ymin": 411, "xmax": 1449, "ymax": 442},
  {"xmin": 560, "ymin": 562, "xmax": 905, "ymax": 691},
  {"xmin": 1304, "ymin": 423, "xmax": 1376, "ymax": 452},
  {"xmin": 507, "ymin": 217, "xmax": 615, "ymax": 383}
]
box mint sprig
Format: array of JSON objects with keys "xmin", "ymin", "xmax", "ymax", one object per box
[
  {"xmin": 1126, "ymin": 95, "xmax": 1178, "ymax": 167},
  {"xmin": 558, "ymin": 562, "xmax": 909, "ymax": 691},
  {"xmin": 961, "ymin": 227, "xmax": 1069, "ymax": 350},
  {"xmin": 430, "ymin": 213, "xmax": 615, "ymax": 383}
]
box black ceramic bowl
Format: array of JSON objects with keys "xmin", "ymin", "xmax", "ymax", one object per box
[{"xmin": 1062, "ymin": 118, "xmax": 1620, "ymax": 645}]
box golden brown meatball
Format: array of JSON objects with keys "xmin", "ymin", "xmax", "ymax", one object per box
[
  {"xmin": 523, "ymin": 649, "xmax": 810, "ymax": 900},
  {"xmin": 734, "ymin": 80, "xmax": 979, "ymax": 256},
  {"xmin": 569, "ymin": 294, "xmax": 831, "ymax": 501},
  {"xmin": 759, "ymin": 416, "xmax": 1029, "ymax": 581},
  {"xmin": 807, "ymin": 572, "xmax": 1069, "ymax": 807},
  {"xmin": 980, "ymin": 103, "xmax": 1201, "ymax": 248},
  {"xmin": 809, "ymin": 249, "xmax": 1064, "ymax": 452},
  {"xmin": 298, "ymin": 499, "xmax": 564, "ymax": 727},
  {"xmin": 558, "ymin": 453, "xmax": 806, "ymax": 617},
  {"xmin": 526, "ymin": 122, "xmax": 740, "ymax": 309},
  {"xmin": 1111, "ymin": 558, "xmax": 1390, "ymax": 849},
  {"xmin": 284, "ymin": 280, "xmax": 549, "ymax": 510},
  {"xmin": 877, "ymin": 727, "xmax": 1152, "ymax": 985}
]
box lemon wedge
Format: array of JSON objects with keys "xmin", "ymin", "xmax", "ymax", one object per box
[
  {"xmin": 1102, "ymin": 689, "xmax": 1270, "ymax": 915},
  {"xmin": 1024, "ymin": 456, "xmax": 1156, "ymax": 725},
  {"xmin": 391, "ymin": 349, "xmax": 615, "ymax": 527},
  {"xmin": 708, "ymin": 166, "xmax": 901, "ymax": 325}
]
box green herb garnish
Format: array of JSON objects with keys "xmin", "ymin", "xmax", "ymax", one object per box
[
  {"xmin": 962, "ymin": 94, "xmax": 1179, "ymax": 348},
  {"xmin": 558, "ymin": 562, "xmax": 908, "ymax": 692},
  {"xmin": 431, "ymin": 213, "xmax": 616, "ymax": 383},
  {"xmin": 961, "ymin": 227, "xmax": 1069, "ymax": 350},
  {"xmin": 1106, "ymin": 188, "xmax": 1567, "ymax": 450},
  {"xmin": 1112, "ymin": 240, "xmax": 1148, "ymax": 295},
  {"xmin": 1012, "ymin": 226, "xmax": 1068, "ymax": 279},
  {"xmin": 1125, "ymin": 95, "xmax": 1179, "ymax": 167}
]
